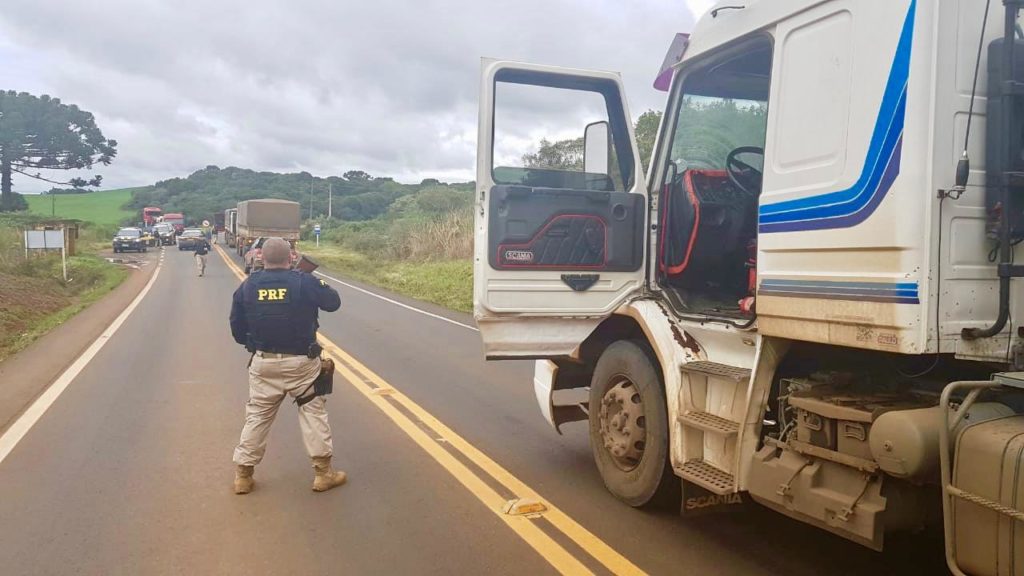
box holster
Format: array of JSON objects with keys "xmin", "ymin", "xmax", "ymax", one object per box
[{"xmin": 295, "ymin": 357, "xmax": 335, "ymax": 407}]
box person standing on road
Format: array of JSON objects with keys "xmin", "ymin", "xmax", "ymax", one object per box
[
  {"xmin": 228, "ymin": 237, "xmax": 346, "ymax": 495},
  {"xmin": 194, "ymin": 238, "xmax": 211, "ymax": 277}
]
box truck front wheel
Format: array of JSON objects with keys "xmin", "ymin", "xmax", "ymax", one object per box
[{"xmin": 589, "ymin": 340, "xmax": 678, "ymax": 508}]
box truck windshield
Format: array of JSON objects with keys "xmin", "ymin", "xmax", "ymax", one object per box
[
  {"xmin": 665, "ymin": 41, "xmax": 772, "ymax": 173},
  {"xmin": 669, "ymin": 96, "xmax": 767, "ymax": 171}
]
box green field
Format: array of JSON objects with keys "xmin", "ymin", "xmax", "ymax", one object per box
[{"xmin": 25, "ymin": 188, "xmax": 139, "ymax": 227}]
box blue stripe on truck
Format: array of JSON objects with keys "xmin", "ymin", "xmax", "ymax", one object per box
[
  {"xmin": 758, "ymin": 0, "xmax": 915, "ymax": 233},
  {"xmin": 758, "ymin": 279, "xmax": 920, "ymax": 304}
]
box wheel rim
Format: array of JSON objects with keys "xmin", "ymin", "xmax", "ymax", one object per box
[{"xmin": 598, "ymin": 376, "xmax": 647, "ymax": 471}]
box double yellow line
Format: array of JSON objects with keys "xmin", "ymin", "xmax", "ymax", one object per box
[{"xmin": 215, "ymin": 245, "xmax": 644, "ymax": 575}]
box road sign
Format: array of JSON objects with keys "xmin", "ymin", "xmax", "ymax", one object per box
[
  {"xmin": 314, "ymin": 224, "xmax": 321, "ymax": 234},
  {"xmin": 24, "ymin": 229, "xmax": 69, "ymax": 281},
  {"xmin": 24, "ymin": 229, "xmax": 64, "ymax": 250}
]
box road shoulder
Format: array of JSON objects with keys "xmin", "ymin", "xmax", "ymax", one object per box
[
  {"xmin": 0, "ymin": 254, "xmax": 159, "ymax": 433},
  {"xmin": 312, "ymin": 265, "xmax": 477, "ymax": 329}
]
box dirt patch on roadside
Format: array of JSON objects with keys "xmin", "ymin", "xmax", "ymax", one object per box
[{"xmin": 0, "ymin": 272, "xmax": 70, "ymax": 343}]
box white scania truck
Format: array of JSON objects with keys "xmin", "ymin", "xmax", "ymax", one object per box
[{"xmin": 474, "ymin": 1, "xmax": 1024, "ymax": 573}]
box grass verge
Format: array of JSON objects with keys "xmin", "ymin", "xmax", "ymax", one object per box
[{"xmin": 301, "ymin": 244, "xmax": 472, "ymax": 313}]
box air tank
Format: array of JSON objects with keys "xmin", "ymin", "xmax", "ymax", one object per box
[{"xmin": 869, "ymin": 403, "xmax": 1013, "ymax": 482}]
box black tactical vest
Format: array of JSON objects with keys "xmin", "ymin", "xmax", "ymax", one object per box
[{"xmin": 243, "ymin": 270, "xmax": 316, "ymax": 354}]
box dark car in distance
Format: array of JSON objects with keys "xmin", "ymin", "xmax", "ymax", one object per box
[
  {"xmin": 153, "ymin": 223, "xmax": 177, "ymax": 246},
  {"xmin": 112, "ymin": 228, "xmax": 147, "ymax": 253},
  {"xmin": 177, "ymin": 228, "xmax": 207, "ymax": 251}
]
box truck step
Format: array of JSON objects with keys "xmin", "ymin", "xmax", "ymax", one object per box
[
  {"xmin": 680, "ymin": 361, "xmax": 751, "ymax": 383},
  {"xmin": 680, "ymin": 460, "xmax": 735, "ymax": 495},
  {"xmin": 678, "ymin": 410, "xmax": 740, "ymax": 435}
]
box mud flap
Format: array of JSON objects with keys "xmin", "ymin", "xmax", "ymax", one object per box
[{"xmin": 535, "ymin": 360, "xmax": 590, "ymax": 434}]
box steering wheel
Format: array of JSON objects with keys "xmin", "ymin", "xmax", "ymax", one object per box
[{"xmin": 726, "ymin": 146, "xmax": 765, "ymax": 197}]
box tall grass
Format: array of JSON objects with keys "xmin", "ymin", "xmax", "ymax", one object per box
[
  {"xmin": 391, "ymin": 210, "xmax": 473, "ymax": 260},
  {"xmin": 0, "ymin": 225, "xmax": 22, "ymax": 273},
  {"xmin": 318, "ymin": 209, "xmax": 473, "ymax": 262},
  {"xmin": 301, "ymin": 207, "xmax": 474, "ymax": 312}
]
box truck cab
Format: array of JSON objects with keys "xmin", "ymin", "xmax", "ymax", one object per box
[
  {"xmin": 475, "ymin": 0, "xmax": 1024, "ymax": 571},
  {"xmin": 163, "ymin": 213, "xmax": 185, "ymax": 235}
]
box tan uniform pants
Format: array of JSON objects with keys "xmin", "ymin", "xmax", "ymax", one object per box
[
  {"xmin": 233, "ymin": 353, "xmax": 333, "ymax": 466},
  {"xmin": 195, "ymin": 253, "xmax": 207, "ymax": 275}
]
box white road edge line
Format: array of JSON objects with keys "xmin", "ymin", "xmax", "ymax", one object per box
[
  {"xmin": 314, "ymin": 270, "xmax": 479, "ymax": 332},
  {"xmin": 0, "ymin": 262, "xmax": 163, "ymax": 466}
]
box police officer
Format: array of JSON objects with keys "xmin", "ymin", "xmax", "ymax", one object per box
[
  {"xmin": 229, "ymin": 237, "xmax": 346, "ymax": 494},
  {"xmin": 194, "ymin": 237, "xmax": 211, "ymax": 277}
]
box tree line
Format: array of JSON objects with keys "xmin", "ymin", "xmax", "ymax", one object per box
[{"xmin": 127, "ymin": 166, "xmax": 474, "ymax": 225}]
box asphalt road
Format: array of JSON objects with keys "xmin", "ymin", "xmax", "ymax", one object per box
[{"xmin": 0, "ymin": 245, "xmax": 949, "ymax": 575}]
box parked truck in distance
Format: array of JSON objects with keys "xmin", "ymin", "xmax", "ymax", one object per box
[
  {"xmin": 162, "ymin": 213, "xmax": 185, "ymax": 235},
  {"xmin": 142, "ymin": 206, "xmax": 163, "ymax": 226},
  {"xmin": 234, "ymin": 199, "xmax": 301, "ymax": 267}
]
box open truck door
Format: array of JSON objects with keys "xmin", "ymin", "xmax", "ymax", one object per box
[{"xmin": 475, "ymin": 60, "xmax": 649, "ymax": 359}]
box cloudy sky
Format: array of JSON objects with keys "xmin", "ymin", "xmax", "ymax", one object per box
[{"xmin": 1, "ymin": 0, "xmax": 711, "ymax": 192}]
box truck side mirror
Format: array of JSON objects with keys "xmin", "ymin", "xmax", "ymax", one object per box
[{"xmin": 584, "ymin": 120, "xmax": 611, "ymax": 177}]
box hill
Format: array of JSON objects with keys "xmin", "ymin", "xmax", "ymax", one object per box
[
  {"xmin": 127, "ymin": 166, "xmax": 473, "ymax": 225},
  {"xmin": 25, "ymin": 188, "xmax": 139, "ymax": 227}
]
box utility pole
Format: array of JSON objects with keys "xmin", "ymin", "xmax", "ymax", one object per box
[
  {"xmin": 328, "ymin": 182, "xmax": 332, "ymax": 219},
  {"xmin": 309, "ymin": 175, "xmax": 314, "ymax": 219}
]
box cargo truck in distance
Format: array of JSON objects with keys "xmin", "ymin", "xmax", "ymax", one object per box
[
  {"xmin": 475, "ymin": 1, "xmax": 1024, "ymax": 573},
  {"xmin": 224, "ymin": 208, "xmax": 238, "ymax": 248},
  {"xmin": 234, "ymin": 199, "xmax": 301, "ymax": 272}
]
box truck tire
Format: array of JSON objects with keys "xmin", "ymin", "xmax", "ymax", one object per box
[{"xmin": 589, "ymin": 340, "xmax": 678, "ymax": 508}]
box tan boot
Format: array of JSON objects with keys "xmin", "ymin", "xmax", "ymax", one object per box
[
  {"xmin": 311, "ymin": 456, "xmax": 347, "ymax": 492},
  {"xmin": 234, "ymin": 465, "xmax": 255, "ymax": 495}
]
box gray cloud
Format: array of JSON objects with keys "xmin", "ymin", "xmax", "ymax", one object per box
[{"xmin": 0, "ymin": 0, "xmax": 707, "ymax": 192}]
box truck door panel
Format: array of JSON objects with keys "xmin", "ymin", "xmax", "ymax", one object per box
[
  {"xmin": 488, "ymin": 186, "xmax": 644, "ymax": 271},
  {"xmin": 475, "ymin": 60, "xmax": 648, "ymax": 358}
]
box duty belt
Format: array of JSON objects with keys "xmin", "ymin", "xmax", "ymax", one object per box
[{"xmin": 255, "ymin": 350, "xmax": 307, "ymax": 358}]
